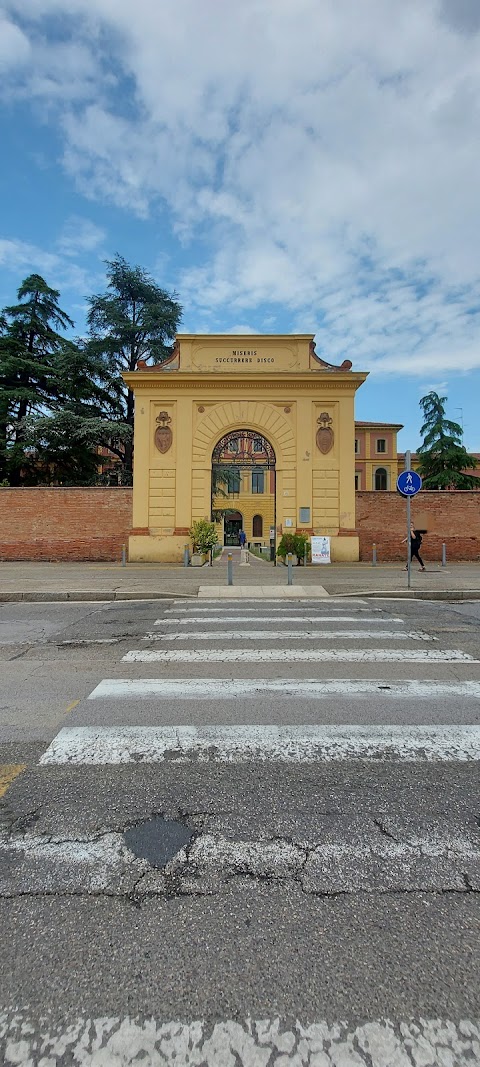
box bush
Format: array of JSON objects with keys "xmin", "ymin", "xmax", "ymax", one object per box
[
  {"xmin": 276, "ymin": 533, "xmax": 297, "ymax": 558},
  {"xmin": 294, "ymin": 533, "xmax": 310, "ymax": 561},
  {"xmin": 190, "ymin": 519, "xmax": 218, "ymax": 554}
]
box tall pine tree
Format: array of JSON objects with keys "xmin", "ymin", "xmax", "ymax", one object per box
[
  {"xmin": 417, "ymin": 392, "xmax": 480, "ymax": 489},
  {"xmin": 86, "ymin": 256, "xmax": 182, "ymax": 482},
  {"xmin": 0, "ymin": 273, "xmax": 131, "ymax": 485}
]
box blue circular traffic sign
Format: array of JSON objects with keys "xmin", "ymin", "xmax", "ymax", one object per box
[{"xmin": 397, "ymin": 470, "xmax": 422, "ymax": 496}]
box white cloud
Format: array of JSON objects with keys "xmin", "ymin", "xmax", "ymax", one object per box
[
  {"xmin": 0, "ymin": 13, "xmax": 30, "ymax": 69},
  {"xmin": 0, "ymin": 236, "xmax": 95, "ymax": 300},
  {"xmin": 57, "ymin": 216, "xmax": 106, "ymax": 256},
  {"xmin": 2, "ymin": 0, "xmax": 480, "ymax": 374}
]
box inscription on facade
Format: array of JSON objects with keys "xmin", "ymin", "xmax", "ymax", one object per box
[{"xmin": 215, "ymin": 352, "xmax": 275, "ymax": 365}]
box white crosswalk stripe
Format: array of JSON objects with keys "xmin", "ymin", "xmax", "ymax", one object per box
[
  {"xmin": 40, "ymin": 724, "xmax": 480, "ymax": 764},
  {"xmin": 88, "ymin": 678, "xmax": 480, "ymax": 699},
  {"xmin": 143, "ymin": 628, "xmax": 434, "ymax": 641},
  {"xmin": 122, "ymin": 647, "xmax": 474, "ymax": 662}
]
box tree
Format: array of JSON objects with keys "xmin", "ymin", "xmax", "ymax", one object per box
[
  {"xmin": 86, "ymin": 256, "xmax": 182, "ymax": 482},
  {"xmin": 0, "ymin": 274, "xmax": 74, "ymax": 483},
  {"xmin": 417, "ymin": 391, "xmax": 480, "ymax": 489},
  {"xmin": 0, "ymin": 273, "xmax": 131, "ymax": 485}
]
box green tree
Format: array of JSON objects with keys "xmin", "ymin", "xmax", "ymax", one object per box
[
  {"xmin": 0, "ymin": 274, "xmax": 74, "ymax": 483},
  {"xmin": 0, "ymin": 274, "xmax": 131, "ymax": 485},
  {"xmin": 417, "ymin": 391, "xmax": 480, "ymax": 489},
  {"xmin": 87, "ymin": 255, "xmax": 182, "ymax": 482}
]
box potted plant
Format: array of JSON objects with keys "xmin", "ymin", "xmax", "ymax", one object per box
[
  {"xmin": 276, "ymin": 532, "xmax": 298, "ymax": 565},
  {"xmin": 190, "ymin": 519, "xmax": 218, "ymax": 566}
]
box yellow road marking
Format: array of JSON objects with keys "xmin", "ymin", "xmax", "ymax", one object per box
[
  {"xmin": 65, "ymin": 700, "xmax": 80, "ymax": 715},
  {"xmin": 0, "ymin": 765, "xmax": 26, "ymax": 798}
]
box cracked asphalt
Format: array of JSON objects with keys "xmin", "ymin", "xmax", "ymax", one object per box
[{"xmin": 0, "ymin": 597, "xmax": 479, "ymax": 1063}]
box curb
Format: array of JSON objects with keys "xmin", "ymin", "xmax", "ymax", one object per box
[
  {"xmin": 332, "ymin": 590, "xmax": 480, "ymax": 601},
  {"xmin": 0, "ymin": 588, "xmax": 480, "ymax": 603},
  {"xmin": 0, "ymin": 591, "xmax": 198, "ymax": 602}
]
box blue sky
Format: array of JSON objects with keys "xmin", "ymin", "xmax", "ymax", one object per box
[{"xmin": 1, "ymin": 0, "xmax": 480, "ymax": 451}]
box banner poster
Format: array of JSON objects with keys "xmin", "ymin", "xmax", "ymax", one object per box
[{"xmin": 311, "ymin": 535, "xmax": 331, "ymax": 564}]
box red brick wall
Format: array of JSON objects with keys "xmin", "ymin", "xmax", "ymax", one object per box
[
  {"xmin": 0, "ymin": 488, "xmax": 133, "ymax": 561},
  {"xmin": 1, "ymin": 487, "xmax": 479, "ymax": 562},
  {"xmin": 356, "ymin": 491, "xmax": 480, "ymax": 562}
]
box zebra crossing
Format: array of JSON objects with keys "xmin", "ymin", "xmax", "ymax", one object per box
[
  {"xmin": 2, "ymin": 596, "xmax": 480, "ymax": 1066},
  {"xmin": 39, "ymin": 595, "xmax": 480, "ymax": 766}
]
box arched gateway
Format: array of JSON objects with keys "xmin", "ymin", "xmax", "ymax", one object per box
[
  {"xmin": 211, "ymin": 430, "xmax": 276, "ymax": 547},
  {"xmin": 124, "ymin": 334, "xmax": 367, "ymax": 562}
]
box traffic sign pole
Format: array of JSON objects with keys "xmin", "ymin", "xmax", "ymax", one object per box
[
  {"xmin": 397, "ymin": 452, "xmax": 422, "ymax": 589},
  {"xmin": 405, "ymin": 450, "xmax": 411, "ymax": 589}
]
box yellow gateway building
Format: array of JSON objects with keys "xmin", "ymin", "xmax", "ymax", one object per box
[{"xmin": 124, "ymin": 334, "xmax": 367, "ymax": 562}]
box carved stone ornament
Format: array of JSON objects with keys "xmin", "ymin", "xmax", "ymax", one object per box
[
  {"xmin": 316, "ymin": 412, "xmax": 334, "ymax": 454},
  {"xmin": 154, "ymin": 411, "xmax": 173, "ymax": 454}
]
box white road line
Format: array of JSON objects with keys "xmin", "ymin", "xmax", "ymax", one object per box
[
  {"xmin": 123, "ymin": 648, "xmax": 475, "ymax": 662},
  {"xmin": 1, "ymin": 1015, "xmax": 478, "ymax": 1067},
  {"xmin": 169, "ymin": 599, "xmax": 370, "ymax": 607},
  {"xmin": 157, "ymin": 615, "xmax": 403, "ymax": 624},
  {"xmin": 166, "ymin": 604, "xmax": 377, "ymax": 612},
  {"xmin": 145, "ymin": 629, "xmax": 432, "ymax": 641},
  {"xmin": 40, "ymin": 724, "xmax": 480, "ymax": 763},
  {"xmin": 88, "ymin": 678, "xmax": 480, "ymax": 700}
]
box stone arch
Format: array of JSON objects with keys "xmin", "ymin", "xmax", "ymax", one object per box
[{"xmin": 192, "ymin": 401, "xmax": 296, "ymax": 466}]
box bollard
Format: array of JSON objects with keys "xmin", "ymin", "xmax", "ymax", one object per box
[
  {"xmin": 372, "ymin": 543, "xmax": 377, "ymax": 567},
  {"xmin": 442, "ymin": 542, "xmax": 446, "ymax": 567},
  {"xmin": 227, "ymin": 552, "xmax": 233, "ymax": 586},
  {"xmin": 183, "ymin": 544, "xmax": 190, "ymax": 567},
  {"xmin": 287, "ymin": 552, "xmax": 293, "ymax": 586},
  {"xmin": 121, "ymin": 544, "xmax": 127, "ymax": 567}
]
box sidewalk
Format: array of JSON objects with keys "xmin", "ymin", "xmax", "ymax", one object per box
[{"xmin": 0, "ymin": 559, "xmax": 480, "ymax": 600}]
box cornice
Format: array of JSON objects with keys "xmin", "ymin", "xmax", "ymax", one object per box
[{"xmin": 124, "ymin": 373, "xmax": 367, "ymax": 392}]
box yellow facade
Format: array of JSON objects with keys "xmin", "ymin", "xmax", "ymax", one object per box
[{"xmin": 124, "ymin": 334, "xmax": 367, "ymax": 562}]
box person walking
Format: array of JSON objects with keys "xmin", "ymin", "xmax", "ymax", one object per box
[
  {"xmin": 239, "ymin": 529, "xmax": 247, "ymax": 548},
  {"xmin": 403, "ymin": 525, "xmax": 425, "ymax": 571}
]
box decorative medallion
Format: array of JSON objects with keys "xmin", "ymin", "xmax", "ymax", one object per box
[
  {"xmin": 154, "ymin": 411, "xmax": 173, "ymax": 454},
  {"xmin": 284, "ymin": 406, "xmax": 291, "ymax": 413},
  {"xmin": 316, "ymin": 412, "xmax": 334, "ymax": 454},
  {"xmin": 198, "ymin": 405, "xmax": 205, "ymax": 413}
]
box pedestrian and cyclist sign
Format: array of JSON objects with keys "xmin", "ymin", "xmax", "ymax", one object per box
[{"xmin": 397, "ymin": 470, "xmax": 422, "ymax": 496}]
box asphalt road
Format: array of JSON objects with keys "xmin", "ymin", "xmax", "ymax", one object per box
[{"xmin": 0, "ymin": 596, "xmax": 479, "ymax": 1065}]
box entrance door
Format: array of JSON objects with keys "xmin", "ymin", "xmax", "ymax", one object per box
[{"xmin": 224, "ymin": 515, "xmax": 243, "ymax": 546}]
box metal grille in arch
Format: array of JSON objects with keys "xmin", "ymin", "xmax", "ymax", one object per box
[{"xmin": 212, "ymin": 430, "xmax": 276, "ymax": 469}]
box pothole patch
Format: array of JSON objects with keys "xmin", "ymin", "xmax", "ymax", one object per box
[{"xmin": 124, "ymin": 816, "xmax": 193, "ymax": 868}]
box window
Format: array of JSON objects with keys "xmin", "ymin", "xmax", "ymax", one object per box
[
  {"xmin": 354, "ymin": 438, "xmax": 360, "ymax": 454},
  {"xmin": 376, "ymin": 438, "xmax": 386, "ymax": 453},
  {"xmin": 253, "ymin": 438, "xmax": 263, "ymax": 453},
  {"xmin": 354, "ymin": 473, "xmax": 360, "ymax": 490},
  {"xmin": 253, "ymin": 514, "xmax": 263, "ymax": 537},
  {"xmin": 252, "ymin": 470, "xmax": 264, "ymax": 494},
  {"xmin": 227, "ymin": 471, "xmax": 241, "ymax": 494},
  {"xmin": 229, "ymin": 439, "xmax": 239, "ymax": 453},
  {"xmin": 375, "ymin": 467, "xmax": 388, "ymax": 490}
]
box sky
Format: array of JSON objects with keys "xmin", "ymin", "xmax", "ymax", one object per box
[{"xmin": 1, "ymin": 0, "xmax": 480, "ymax": 451}]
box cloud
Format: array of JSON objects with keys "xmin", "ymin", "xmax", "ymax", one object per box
[
  {"xmin": 57, "ymin": 216, "xmax": 106, "ymax": 256},
  {"xmin": 0, "ymin": 13, "xmax": 30, "ymax": 69},
  {"xmin": 2, "ymin": 0, "xmax": 480, "ymax": 375},
  {"xmin": 0, "ymin": 236, "xmax": 96, "ymax": 302}
]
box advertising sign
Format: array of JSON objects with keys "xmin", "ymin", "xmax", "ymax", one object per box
[{"xmin": 311, "ymin": 536, "xmax": 331, "ymax": 564}]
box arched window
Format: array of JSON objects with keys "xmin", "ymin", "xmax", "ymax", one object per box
[
  {"xmin": 253, "ymin": 514, "xmax": 263, "ymax": 537},
  {"xmin": 375, "ymin": 467, "xmax": 388, "ymax": 490}
]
